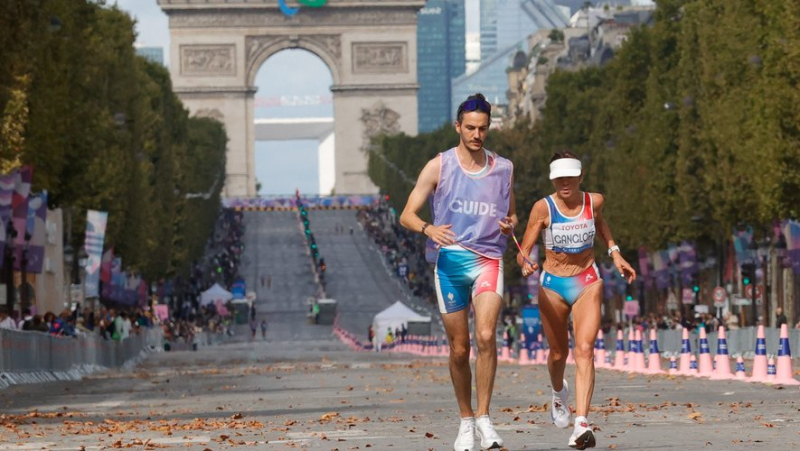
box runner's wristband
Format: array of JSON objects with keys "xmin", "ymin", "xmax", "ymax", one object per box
[
  {"xmin": 421, "ymin": 223, "xmax": 429, "ymax": 236},
  {"xmin": 607, "ymin": 245, "xmax": 620, "ymax": 257}
]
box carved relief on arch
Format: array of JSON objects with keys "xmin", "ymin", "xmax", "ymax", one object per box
[
  {"xmin": 360, "ymin": 101, "xmax": 401, "ymax": 151},
  {"xmin": 245, "ymin": 34, "xmax": 341, "ymax": 82}
]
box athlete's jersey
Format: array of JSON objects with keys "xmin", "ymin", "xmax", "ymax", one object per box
[
  {"xmin": 543, "ymin": 192, "xmax": 596, "ymax": 254},
  {"xmin": 426, "ymin": 148, "xmax": 513, "ymax": 263}
]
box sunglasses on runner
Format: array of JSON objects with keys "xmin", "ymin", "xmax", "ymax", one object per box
[{"xmin": 458, "ymin": 98, "xmax": 492, "ymax": 117}]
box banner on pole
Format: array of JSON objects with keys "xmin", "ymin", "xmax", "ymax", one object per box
[{"xmin": 84, "ymin": 210, "xmax": 108, "ymax": 298}]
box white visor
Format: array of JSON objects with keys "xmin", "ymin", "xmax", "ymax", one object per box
[{"xmin": 549, "ymin": 158, "xmax": 582, "ymax": 180}]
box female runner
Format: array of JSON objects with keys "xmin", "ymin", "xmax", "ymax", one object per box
[{"xmin": 516, "ymin": 151, "xmax": 636, "ymax": 449}]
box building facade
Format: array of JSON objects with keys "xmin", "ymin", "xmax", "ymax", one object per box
[
  {"xmin": 505, "ymin": 5, "xmax": 654, "ymax": 125},
  {"xmin": 417, "ymin": 0, "xmax": 466, "ymax": 132}
]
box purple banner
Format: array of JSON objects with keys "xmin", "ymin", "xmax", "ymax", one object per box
[
  {"xmin": 783, "ymin": 220, "xmax": 800, "ymax": 275},
  {"xmin": 20, "ymin": 191, "xmax": 47, "ymax": 273},
  {"xmin": 651, "ymin": 250, "xmax": 671, "ymax": 290},
  {"xmin": 679, "ymin": 241, "xmax": 698, "ymax": 285}
]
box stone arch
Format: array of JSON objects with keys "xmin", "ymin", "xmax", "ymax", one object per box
[
  {"xmin": 160, "ymin": 1, "xmax": 424, "ymax": 197},
  {"xmin": 245, "ymin": 35, "xmax": 341, "ymax": 88}
]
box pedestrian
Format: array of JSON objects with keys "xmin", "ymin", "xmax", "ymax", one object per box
[
  {"xmin": 775, "ymin": 306, "xmax": 788, "ymax": 328},
  {"xmin": 250, "ymin": 317, "xmax": 257, "ymax": 339},
  {"xmin": 260, "ymin": 319, "xmax": 268, "ymax": 339},
  {"xmin": 0, "ymin": 307, "xmax": 16, "ymax": 330},
  {"xmin": 516, "ymin": 150, "xmax": 636, "ymax": 450},
  {"xmin": 399, "ymin": 93, "xmax": 515, "ymax": 451}
]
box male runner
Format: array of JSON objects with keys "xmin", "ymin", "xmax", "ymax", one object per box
[{"xmin": 400, "ymin": 93, "xmax": 517, "ymax": 451}]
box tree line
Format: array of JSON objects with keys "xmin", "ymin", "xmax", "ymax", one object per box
[
  {"xmin": 368, "ymin": 0, "xmax": 800, "ymax": 281},
  {"xmin": 0, "ymin": 1, "xmax": 227, "ymax": 281}
]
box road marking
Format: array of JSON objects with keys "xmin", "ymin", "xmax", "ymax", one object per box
[
  {"xmin": 95, "ymin": 400, "xmax": 124, "ymax": 408},
  {"xmin": 149, "ymin": 435, "xmax": 211, "ymax": 445}
]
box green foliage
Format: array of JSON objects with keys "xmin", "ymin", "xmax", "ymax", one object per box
[
  {"xmin": 368, "ymin": 0, "xmax": 800, "ymax": 282},
  {"xmin": 0, "ymin": 1, "xmax": 227, "ymax": 280}
]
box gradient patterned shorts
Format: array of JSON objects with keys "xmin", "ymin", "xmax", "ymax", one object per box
[
  {"xmin": 434, "ymin": 247, "xmax": 503, "ymax": 314},
  {"xmin": 539, "ymin": 264, "xmax": 601, "ymax": 306}
]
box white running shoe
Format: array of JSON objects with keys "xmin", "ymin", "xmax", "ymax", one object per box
[
  {"xmin": 568, "ymin": 417, "xmax": 596, "ymax": 449},
  {"xmin": 453, "ymin": 417, "xmax": 477, "ymax": 451},
  {"xmin": 475, "ymin": 415, "xmax": 504, "ymax": 449},
  {"xmin": 551, "ymin": 379, "xmax": 571, "ymax": 429}
]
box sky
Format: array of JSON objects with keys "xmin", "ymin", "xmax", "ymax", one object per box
[{"xmin": 115, "ymin": 0, "xmax": 480, "ymax": 195}]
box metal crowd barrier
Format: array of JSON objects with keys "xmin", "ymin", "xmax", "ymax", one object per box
[{"xmin": 0, "ymin": 327, "xmax": 163, "ymax": 388}]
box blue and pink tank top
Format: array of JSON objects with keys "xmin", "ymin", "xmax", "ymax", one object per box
[
  {"xmin": 426, "ymin": 148, "xmax": 513, "ymax": 263},
  {"xmin": 543, "ymin": 192, "xmax": 596, "ymax": 254}
]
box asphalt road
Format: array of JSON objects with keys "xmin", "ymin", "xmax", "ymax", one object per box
[
  {"xmin": 309, "ymin": 209, "xmax": 442, "ymax": 339},
  {"xmin": 1, "ymin": 339, "xmax": 798, "ymax": 450},
  {"xmin": 1, "ymin": 210, "xmax": 797, "ymax": 450}
]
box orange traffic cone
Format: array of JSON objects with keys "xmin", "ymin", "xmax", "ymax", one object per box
[
  {"xmin": 646, "ymin": 328, "xmax": 663, "ymax": 374},
  {"xmin": 749, "ymin": 325, "xmax": 768, "ymax": 383},
  {"xmin": 710, "ymin": 326, "xmax": 733, "ymax": 380},
  {"xmin": 774, "ymin": 324, "xmax": 800, "ymax": 385}
]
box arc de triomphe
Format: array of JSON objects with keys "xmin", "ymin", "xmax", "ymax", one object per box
[{"xmin": 157, "ymin": 0, "xmax": 425, "ymax": 197}]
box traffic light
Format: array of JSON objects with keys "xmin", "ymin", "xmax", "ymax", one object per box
[
  {"xmin": 626, "ymin": 294, "xmax": 633, "ymax": 301},
  {"xmin": 741, "ymin": 262, "xmax": 755, "ymax": 286},
  {"xmin": 692, "ymin": 284, "xmax": 700, "ymax": 293}
]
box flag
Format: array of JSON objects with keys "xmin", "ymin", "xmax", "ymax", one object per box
[{"xmin": 83, "ymin": 210, "xmax": 108, "ymax": 298}]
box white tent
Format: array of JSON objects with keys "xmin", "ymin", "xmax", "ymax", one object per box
[
  {"xmin": 373, "ymin": 301, "xmax": 430, "ymax": 337},
  {"xmin": 200, "ymin": 283, "xmax": 233, "ymax": 306}
]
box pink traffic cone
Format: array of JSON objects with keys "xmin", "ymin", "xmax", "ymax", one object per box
[
  {"xmin": 469, "ymin": 334, "xmax": 476, "ymax": 361},
  {"xmin": 625, "ymin": 329, "xmax": 636, "ymax": 372},
  {"xmin": 536, "ymin": 334, "xmax": 547, "ymax": 365},
  {"xmin": 774, "ymin": 324, "xmax": 800, "ymax": 385},
  {"xmin": 647, "ymin": 329, "xmax": 663, "ymax": 374},
  {"xmin": 710, "ymin": 326, "xmax": 734, "ymax": 380},
  {"xmin": 766, "ymin": 357, "xmax": 777, "ymax": 383},
  {"xmin": 499, "ymin": 331, "xmax": 512, "ymax": 362},
  {"xmin": 518, "ymin": 333, "xmax": 531, "ymax": 365},
  {"xmin": 440, "ymin": 336, "xmax": 450, "ymax": 357},
  {"xmin": 697, "ymin": 328, "xmax": 714, "ymax": 378},
  {"xmin": 613, "ymin": 330, "xmax": 626, "ymax": 371},
  {"xmin": 566, "ymin": 331, "xmax": 576, "ymax": 365},
  {"xmin": 688, "ymin": 354, "xmax": 699, "ymax": 376},
  {"xmin": 735, "ymin": 357, "xmax": 747, "ymax": 379},
  {"xmin": 635, "ymin": 330, "xmax": 646, "ymax": 373},
  {"xmin": 677, "ymin": 328, "xmax": 693, "ymax": 375},
  {"xmin": 668, "ymin": 356, "xmax": 678, "ymax": 375},
  {"xmin": 595, "ymin": 330, "xmax": 607, "ymax": 369},
  {"xmin": 749, "ymin": 325, "xmax": 768, "ymax": 383}
]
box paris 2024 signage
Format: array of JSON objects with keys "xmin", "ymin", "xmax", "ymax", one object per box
[{"xmin": 279, "ymin": 0, "xmax": 327, "ymax": 16}]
